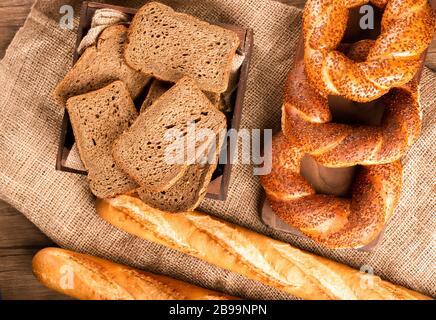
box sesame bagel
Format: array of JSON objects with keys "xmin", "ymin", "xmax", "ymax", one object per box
[
  {"xmin": 260, "ymin": 133, "xmax": 403, "ymax": 249},
  {"xmin": 282, "ymin": 59, "xmax": 421, "ymax": 167},
  {"xmin": 303, "ymin": 0, "xmax": 435, "ymax": 102},
  {"xmin": 260, "ymin": 37, "xmax": 422, "ymax": 248}
]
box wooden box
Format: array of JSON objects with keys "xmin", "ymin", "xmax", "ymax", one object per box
[{"xmin": 55, "ymin": 1, "xmax": 254, "ymax": 201}]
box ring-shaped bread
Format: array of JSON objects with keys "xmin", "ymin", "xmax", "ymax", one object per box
[
  {"xmin": 261, "ymin": 39, "xmax": 422, "ymax": 248},
  {"xmin": 303, "ymin": 0, "xmax": 435, "ymax": 102},
  {"xmin": 260, "ymin": 133, "xmax": 402, "ymax": 249},
  {"xmin": 282, "ymin": 59, "xmax": 421, "ymax": 167}
]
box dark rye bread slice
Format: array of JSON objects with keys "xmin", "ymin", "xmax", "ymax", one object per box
[
  {"xmin": 124, "ymin": 2, "xmax": 240, "ymax": 93},
  {"xmin": 140, "ymin": 79, "xmax": 226, "ymax": 113},
  {"xmin": 204, "ymin": 92, "xmax": 227, "ymax": 112},
  {"xmin": 138, "ymin": 124, "xmax": 225, "ymax": 212},
  {"xmin": 112, "ymin": 77, "xmax": 227, "ymax": 192},
  {"xmin": 53, "ymin": 25, "xmax": 151, "ymax": 105},
  {"xmin": 66, "ymin": 81, "xmax": 138, "ymax": 198},
  {"xmin": 137, "ymin": 164, "xmax": 214, "ymax": 212},
  {"xmin": 140, "ymin": 79, "xmax": 173, "ymax": 112}
]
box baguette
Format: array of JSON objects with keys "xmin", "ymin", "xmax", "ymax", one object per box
[
  {"xmin": 32, "ymin": 247, "xmax": 238, "ymax": 300},
  {"xmin": 96, "ymin": 195, "xmax": 432, "ymax": 300}
]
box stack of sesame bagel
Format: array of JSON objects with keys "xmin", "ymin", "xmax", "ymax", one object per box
[{"xmin": 261, "ymin": 0, "xmax": 435, "ymax": 249}]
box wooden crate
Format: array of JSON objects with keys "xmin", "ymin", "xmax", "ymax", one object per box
[{"xmin": 56, "ymin": 1, "xmax": 254, "ymax": 201}]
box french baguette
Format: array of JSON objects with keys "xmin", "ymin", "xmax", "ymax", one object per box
[
  {"xmin": 96, "ymin": 195, "xmax": 432, "ymax": 300},
  {"xmin": 32, "ymin": 247, "xmax": 238, "ymax": 300}
]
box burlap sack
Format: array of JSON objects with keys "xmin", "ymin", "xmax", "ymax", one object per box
[{"xmin": 0, "ymin": 0, "xmax": 434, "ymax": 299}]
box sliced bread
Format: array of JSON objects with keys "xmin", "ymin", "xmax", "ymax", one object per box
[
  {"xmin": 53, "ymin": 25, "xmax": 151, "ymax": 105},
  {"xmin": 124, "ymin": 2, "xmax": 240, "ymax": 93},
  {"xmin": 140, "ymin": 79, "xmax": 173, "ymax": 112},
  {"xmin": 204, "ymin": 92, "xmax": 227, "ymax": 112},
  {"xmin": 138, "ymin": 122, "xmax": 225, "ymax": 212},
  {"xmin": 112, "ymin": 77, "xmax": 227, "ymax": 192},
  {"xmin": 137, "ymin": 164, "xmax": 214, "ymax": 212},
  {"xmin": 141, "ymin": 79, "xmax": 227, "ymax": 113},
  {"xmin": 66, "ymin": 81, "xmax": 138, "ymax": 198}
]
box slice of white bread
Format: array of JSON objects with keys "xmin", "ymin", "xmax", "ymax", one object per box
[
  {"xmin": 112, "ymin": 77, "xmax": 227, "ymax": 192},
  {"xmin": 66, "ymin": 81, "xmax": 138, "ymax": 198},
  {"xmin": 124, "ymin": 2, "xmax": 240, "ymax": 93},
  {"xmin": 53, "ymin": 25, "xmax": 151, "ymax": 105}
]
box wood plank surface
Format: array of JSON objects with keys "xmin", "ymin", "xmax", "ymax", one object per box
[
  {"xmin": 0, "ymin": 0, "xmax": 435, "ymax": 300},
  {"xmin": 0, "ymin": 200, "xmax": 69, "ymax": 299}
]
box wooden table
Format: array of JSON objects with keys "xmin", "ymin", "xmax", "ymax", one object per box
[{"xmin": 0, "ymin": 0, "xmax": 435, "ymax": 300}]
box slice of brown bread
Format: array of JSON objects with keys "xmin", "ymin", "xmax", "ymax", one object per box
[
  {"xmin": 112, "ymin": 77, "xmax": 227, "ymax": 192},
  {"xmin": 138, "ymin": 124, "xmax": 225, "ymax": 212},
  {"xmin": 137, "ymin": 164, "xmax": 214, "ymax": 212},
  {"xmin": 66, "ymin": 81, "xmax": 138, "ymax": 198},
  {"xmin": 203, "ymin": 92, "xmax": 221, "ymax": 106},
  {"xmin": 140, "ymin": 79, "xmax": 226, "ymax": 113},
  {"xmin": 203, "ymin": 92, "xmax": 227, "ymax": 112},
  {"xmin": 124, "ymin": 2, "xmax": 240, "ymax": 93},
  {"xmin": 53, "ymin": 25, "xmax": 151, "ymax": 105},
  {"xmin": 140, "ymin": 79, "xmax": 173, "ymax": 112}
]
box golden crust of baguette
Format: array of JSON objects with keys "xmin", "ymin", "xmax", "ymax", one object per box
[
  {"xmin": 96, "ymin": 195, "xmax": 431, "ymax": 300},
  {"xmin": 32, "ymin": 247, "xmax": 238, "ymax": 300}
]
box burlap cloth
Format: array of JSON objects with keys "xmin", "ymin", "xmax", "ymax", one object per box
[{"xmin": 0, "ymin": 0, "xmax": 435, "ymax": 299}]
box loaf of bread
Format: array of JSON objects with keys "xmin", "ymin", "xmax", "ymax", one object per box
[
  {"xmin": 124, "ymin": 2, "xmax": 240, "ymax": 93},
  {"xmin": 112, "ymin": 77, "xmax": 226, "ymax": 192},
  {"xmin": 96, "ymin": 195, "xmax": 432, "ymax": 300},
  {"xmin": 66, "ymin": 81, "xmax": 138, "ymax": 198},
  {"xmin": 32, "ymin": 247, "xmax": 237, "ymax": 300},
  {"xmin": 53, "ymin": 25, "xmax": 150, "ymax": 105}
]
